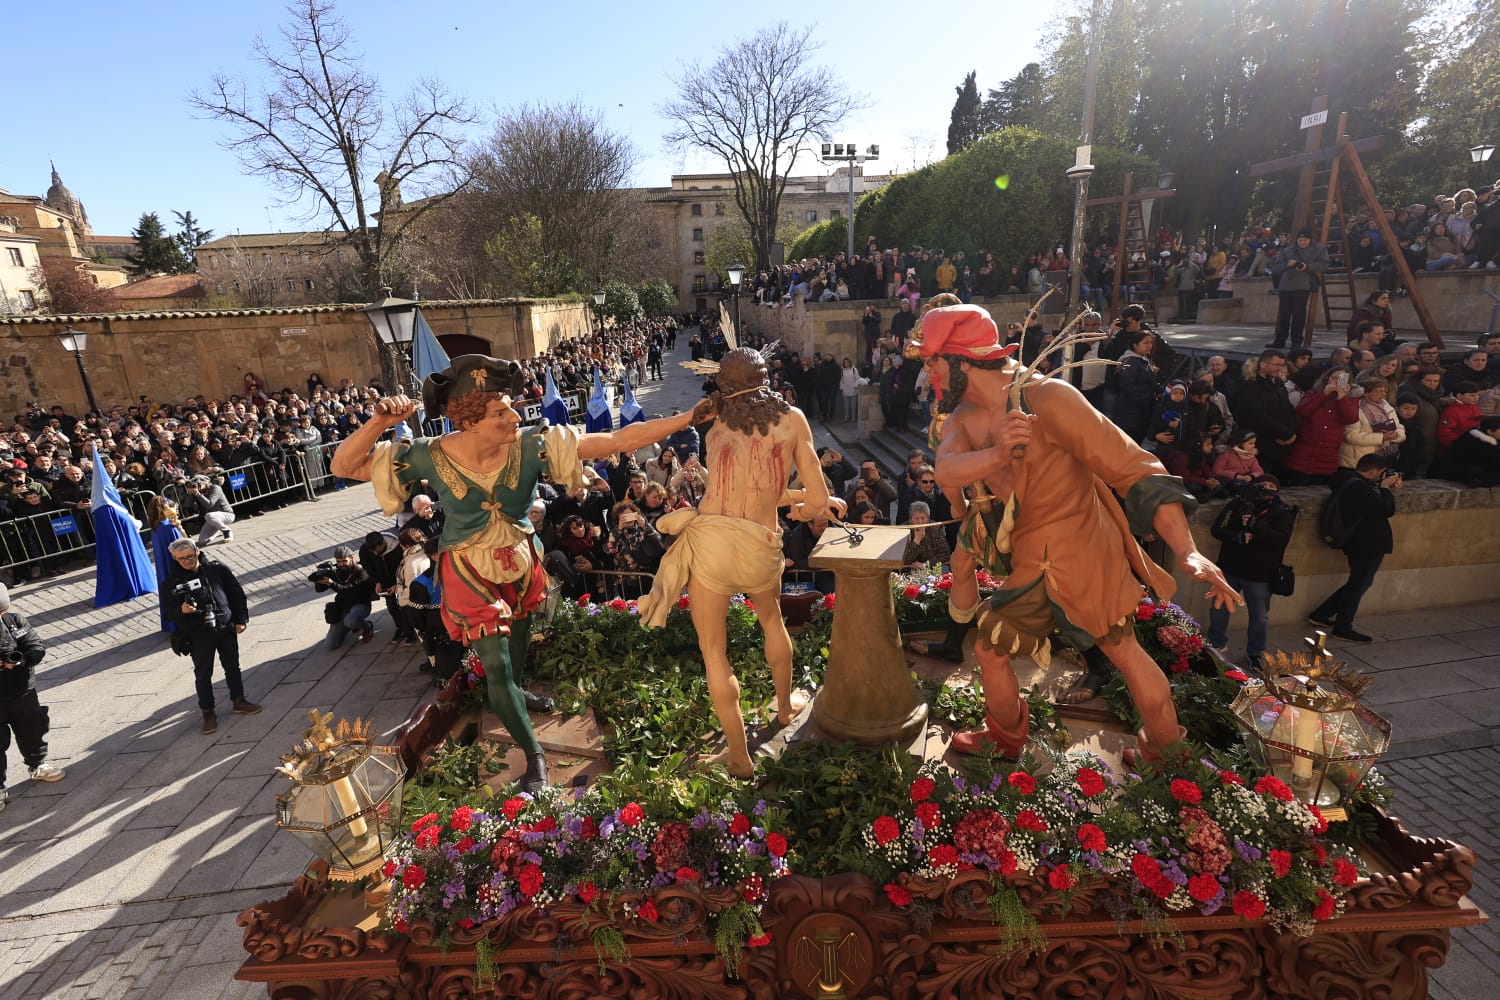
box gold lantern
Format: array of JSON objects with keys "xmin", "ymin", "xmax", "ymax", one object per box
[
  {"xmin": 1229, "ymin": 633, "xmax": 1391, "ymax": 817},
  {"xmin": 274, "ymin": 711, "xmax": 407, "ymax": 881}
]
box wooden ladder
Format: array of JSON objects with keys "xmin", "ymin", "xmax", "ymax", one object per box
[
  {"xmin": 1114, "ymin": 197, "xmax": 1159, "ymax": 325},
  {"xmin": 1308, "ymin": 157, "xmax": 1359, "ymax": 340}
]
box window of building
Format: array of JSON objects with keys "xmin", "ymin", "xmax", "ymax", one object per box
[
  {"xmin": 714, "ymin": 203, "xmax": 725, "ymax": 216},
  {"xmin": 209, "ymin": 256, "xmax": 220, "ymax": 269},
  {"xmin": 5, "ymin": 248, "xmax": 23, "ymax": 267},
  {"xmin": 282, "ymin": 254, "xmax": 291, "ymax": 265},
  {"xmin": 693, "ymin": 251, "xmax": 705, "ymax": 264},
  {"xmin": 692, "ymin": 228, "xmax": 704, "ymax": 242},
  {"xmin": 18, "ymin": 289, "xmax": 36, "ymax": 310},
  {"xmin": 783, "ymin": 210, "xmax": 794, "ymax": 222},
  {"xmin": 262, "ymin": 252, "xmax": 272, "ymax": 264},
  {"xmin": 305, "ymin": 278, "xmax": 316, "ymax": 291},
  {"xmin": 692, "ymin": 275, "xmax": 706, "ymax": 291},
  {"xmin": 829, "ymin": 209, "xmax": 842, "ymax": 218},
  {"xmin": 691, "ymin": 203, "xmax": 703, "ymax": 216},
  {"xmin": 285, "ymin": 278, "xmax": 295, "ymax": 291},
  {"xmin": 233, "ymin": 281, "xmax": 242, "ymax": 292},
  {"xmin": 216, "ymin": 282, "xmax": 225, "ymax": 294}
]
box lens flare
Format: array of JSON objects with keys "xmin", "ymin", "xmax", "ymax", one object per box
[{"xmin": 994, "ymin": 175, "xmax": 1011, "ymax": 190}]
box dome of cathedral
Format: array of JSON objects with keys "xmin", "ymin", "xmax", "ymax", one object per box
[{"xmin": 44, "ymin": 162, "xmax": 90, "ymax": 233}]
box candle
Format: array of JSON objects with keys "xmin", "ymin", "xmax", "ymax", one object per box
[
  {"xmin": 333, "ymin": 773, "xmax": 369, "ymax": 839},
  {"xmin": 1291, "ymin": 686, "xmax": 1320, "ymax": 787}
]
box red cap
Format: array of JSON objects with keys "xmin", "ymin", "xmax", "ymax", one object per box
[{"xmin": 913, "ymin": 305, "xmax": 1018, "ymax": 362}]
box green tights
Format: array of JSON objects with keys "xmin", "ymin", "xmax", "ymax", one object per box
[{"xmin": 472, "ymin": 628, "xmax": 540, "ymax": 757}]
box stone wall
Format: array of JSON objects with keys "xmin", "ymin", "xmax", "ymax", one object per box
[
  {"xmin": 0, "ymin": 299, "xmax": 593, "ymax": 415},
  {"xmin": 1170, "ymin": 480, "xmax": 1500, "ymax": 632},
  {"xmin": 1198, "ymin": 270, "xmax": 1500, "ymax": 341}
]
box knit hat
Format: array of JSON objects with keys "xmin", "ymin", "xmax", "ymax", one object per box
[
  {"xmin": 333, "ymin": 545, "xmax": 355, "ymax": 559},
  {"xmin": 0, "ymin": 583, "xmax": 9, "ymax": 610}
]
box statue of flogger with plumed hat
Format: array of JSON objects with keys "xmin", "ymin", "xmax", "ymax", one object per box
[
  {"xmin": 909, "ymin": 301, "xmax": 1243, "ymax": 765},
  {"xmin": 331, "ymin": 355, "xmax": 715, "ymax": 792}
]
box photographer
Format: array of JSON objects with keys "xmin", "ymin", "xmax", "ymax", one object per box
[
  {"xmin": 182, "ymin": 475, "xmax": 235, "ymax": 546},
  {"xmin": 165, "ymin": 539, "xmax": 258, "ymax": 734},
  {"xmin": 0, "ymin": 583, "xmax": 63, "ymax": 811},
  {"xmin": 1205, "ymin": 475, "xmax": 1297, "ymax": 670},
  {"xmin": 1269, "ymin": 228, "xmax": 1329, "ymax": 348},
  {"xmin": 309, "ymin": 545, "xmax": 376, "ymax": 650}
]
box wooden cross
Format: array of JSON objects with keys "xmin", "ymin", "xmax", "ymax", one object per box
[
  {"xmin": 1249, "ymin": 97, "xmax": 1382, "ymax": 233},
  {"xmin": 1086, "ymin": 172, "xmax": 1177, "ymax": 316}
]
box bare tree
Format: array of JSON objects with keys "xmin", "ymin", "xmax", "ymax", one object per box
[
  {"xmin": 188, "ymin": 0, "xmax": 477, "ymax": 299},
  {"xmin": 660, "ymin": 22, "xmax": 865, "ymax": 272}
]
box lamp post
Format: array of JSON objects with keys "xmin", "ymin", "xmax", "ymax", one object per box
[
  {"xmin": 592, "ymin": 289, "xmax": 606, "ymax": 338},
  {"xmin": 1471, "ymin": 143, "xmax": 1496, "ymax": 187},
  {"xmin": 726, "ymin": 260, "xmax": 745, "ymax": 339},
  {"xmin": 1064, "ymin": 0, "xmax": 1103, "ymax": 319},
  {"xmin": 361, "ymin": 287, "xmax": 420, "ymax": 435},
  {"xmin": 819, "ymin": 142, "xmax": 880, "ymax": 265},
  {"xmin": 55, "ymin": 327, "xmax": 100, "ymax": 415}
]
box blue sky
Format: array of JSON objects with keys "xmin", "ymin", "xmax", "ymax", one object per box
[{"xmin": 4, "ymin": 1, "xmax": 1055, "ymax": 239}]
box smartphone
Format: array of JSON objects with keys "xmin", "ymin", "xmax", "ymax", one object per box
[{"xmin": 1332, "ymin": 372, "xmax": 1350, "ymax": 391}]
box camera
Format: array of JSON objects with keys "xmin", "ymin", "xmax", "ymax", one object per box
[
  {"xmin": 315, "ymin": 559, "xmax": 336, "ymax": 572},
  {"xmin": 174, "ymin": 578, "xmax": 220, "ymax": 629}
]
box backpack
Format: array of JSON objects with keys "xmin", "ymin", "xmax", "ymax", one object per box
[{"xmin": 1318, "ymin": 480, "xmax": 1357, "ymax": 549}]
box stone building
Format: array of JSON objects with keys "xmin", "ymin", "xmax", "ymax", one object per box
[
  {"xmin": 638, "ymin": 166, "xmax": 893, "ymax": 313},
  {"xmin": 0, "ymin": 166, "xmax": 131, "ymax": 295},
  {"xmin": 0, "ymin": 218, "xmax": 44, "ymax": 313},
  {"xmin": 195, "ymin": 232, "xmax": 365, "ymax": 308}
]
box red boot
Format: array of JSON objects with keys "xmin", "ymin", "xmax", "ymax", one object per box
[
  {"xmin": 1121, "ymin": 725, "xmax": 1188, "ymax": 770},
  {"xmin": 950, "ymin": 700, "xmax": 1030, "ymax": 757}
]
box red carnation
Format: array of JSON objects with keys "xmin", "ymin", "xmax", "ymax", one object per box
[
  {"xmin": 1075, "ymin": 767, "xmax": 1106, "ymax": 798},
  {"xmin": 1307, "ymin": 804, "xmax": 1329, "ymax": 834},
  {"xmin": 928, "ymin": 844, "xmax": 960, "ymax": 867},
  {"xmin": 1232, "ymin": 890, "xmax": 1267, "ymax": 920},
  {"xmin": 739, "ymin": 874, "xmax": 765, "ymax": 904},
  {"xmin": 1134, "ymin": 605, "xmax": 1156, "ymax": 622},
  {"xmin": 1254, "ymin": 776, "xmax": 1295, "ymax": 802},
  {"xmin": 1015, "ymin": 809, "xmax": 1047, "ymax": 832},
  {"xmin": 415, "ymin": 825, "xmax": 440, "ymax": 849},
  {"xmin": 458, "ymin": 918, "xmax": 474, "ymax": 929},
  {"xmin": 823, "ymin": 593, "xmax": 836, "ymax": 610},
  {"xmin": 517, "ymin": 863, "xmax": 543, "ymax": 898},
  {"xmin": 935, "ymin": 576, "xmax": 953, "ymax": 591},
  {"xmin": 531, "ymin": 815, "xmax": 557, "ymax": 833},
  {"xmin": 1076, "ymin": 823, "xmax": 1107, "ymax": 853},
  {"xmin": 909, "ymin": 776, "xmax": 936, "ymax": 802},
  {"xmin": 410, "ymin": 812, "xmax": 440, "ymax": 832},
  {"xmin": 1007, "ymin": 771, "xmax": 1037, "ymax": 795},
  {"xmin": 1131, "ymin": 853, "xmax": 1162, "ymax": 885},
  {"xmin": 915, "ymin": 801, "xmax": 942, "ymax": 829},
  {"xmin": 1268, "ymin": 849, "xmax": 1293, "ymax": 878},
  {"xmin": 996, "ymin": 849, "xmax": 1018, "ymax": 875},
  {"xmin": 608, "ymin": 598, "xmax": 627, "ymax": 611},
  {"xmin": 883, "ymin": 883, "xmax": 912, "ymax": 906},
  {"xmin": 456, "ymin": 836, "xmax": 476, "ymax": 853},
  {"xmin": 578, "ymin": 882, "xmax": 599, "ymax": 904},
  {"xmin": 1333, "ymin": 859, "xmax": 1360, "ymax": 886},
  {"xmin": 1220, "ymin": 770, "xmax": 1244, "ymax": 785},
  {"xmin": 1169, "ymin": 655, "xmax": 1191, "ymax": 673},
  {"xmin": 450, "ymin": 805, "xmax": 474, "ymax": 832},
  {"xmin": 743, "ymin": 599, "xmax": 756, "ymax": 611},
  {"xmin": 1170, "ymin": 779, "xmax": 1203, "ymax": 804},
  {"xmin": 401, "ymin": 864, "xmax": 426, "ymax": 890},
  {"xmin": 1187, "ymin": 873, "xmax": 1221, "ymax": 902},
  {"xmin": 730, "ymin": 812, "xmax": 751, "ymax": 837},
  {"xmin": 637, "ymin": 900, "xmax": 659, "ymax": 923},
  {"xmin": 1048, "ymin": 865, "xmax": 1074, "ymax": 891},
  {"xmin": 1311, "ymin": 841, "xmax": 1329, "ymax": 866},
  {"xmin": 902, "ymin": 584, "xmax": 921, "ymax": 599},
  {"xmin": 502, "ymin": 797, "xmax": 527, "ymax": 821},
  {"xmin": 618, "ymin": 802, "xmax": 645, "ymax": 827},
  {"xmin": 872, "ymin": 815, "xmax": 901, "ymax": 846},
  {"xmin": 1224, "ymin": 668, "xmax": 1250, "ymax": 682},
  {"xmin": 747, "ymin": 932, "xmax": 772, "ymax": 948},
  {"xmin": 1313, "ymin": 888, "xmax": 1337, "ymax": 921},
  {"xmin": 578, "ymin": 594, "xmax": 591, "ymax": 606},
  {"xmin": 765, "ymin": 832, "xmax": 788, "ymax": 858},
  {"xmin": 676, "ymin": 594, "xmax": 690, "ymax": 610},
  {"xmin": 676, "ymin": 866, "xmax": 702, "ymax": 883},
  {"xmin": 382, "ymin": 860, "xmax": 398, "ymax": 879},
  {"xmin": 469, "ymin": 661, "xmax": 485, "ymax": 679},
  {"xmin": 580, "ymin": 816, "xmax": 598, "ymax": 840}
]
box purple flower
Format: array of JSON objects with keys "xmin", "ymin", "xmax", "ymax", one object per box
[
  {"xmin": 1234, "ymin": 838, "xmax": 1262, "ymax": 862},
  {"xmin": 753, "ymin": 799, "xmax": 769, "ymax": 817},
  {"xmin": 690, "ymin": 810, "xmax": 712, "ymax": 831},
  {"xmin": 649, "ymin": 870, "xmax": 673, "ymax": 889}
]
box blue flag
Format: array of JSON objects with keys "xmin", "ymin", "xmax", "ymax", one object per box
[
  {"xmin": 90, "ymin": 448, "xmax": 156, "ymax": 608},
  {"xmin": 586, "ymin": 367, "xmax": 613, "ymax": 432},
  {"xmin": 541, "ymin": 368, "xmax": 570, "ymax": 426},
  {"xmin": 619, "ymin": 372, "xmax": 644, "ymax": 426},
  {"xmin": 411, "ymin": 308, "xmax": 452, "ymax": 434}
]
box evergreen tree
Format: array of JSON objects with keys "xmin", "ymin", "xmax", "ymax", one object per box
[
  {"xmin": 986, "ymin": 63, "xmax": 1050, "ymax": 133},
  {"xmin": 172, "ymin": 210, "xmax": 215, "ymax": 271},
  {"xmin": 124, "ymin": 212, "xmax": 190, "ymax": 276},
  {"xmin": 947, "ymin": 71, "xmax": 986, "ymax": 155}
]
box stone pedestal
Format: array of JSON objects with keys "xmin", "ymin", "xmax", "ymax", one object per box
[{"xmin": 807, "ymin": 526, "xmax": 928, "ymax": 745}]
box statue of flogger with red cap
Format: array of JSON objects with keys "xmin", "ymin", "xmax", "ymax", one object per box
[{"xmin": 908, "ymin": 301, "xmax": 1243, "ymax": 765}]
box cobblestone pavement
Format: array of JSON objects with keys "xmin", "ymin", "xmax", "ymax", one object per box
[{"xmin": 0, "ymin": 354, "xmax": 1494, "ymax": 997}]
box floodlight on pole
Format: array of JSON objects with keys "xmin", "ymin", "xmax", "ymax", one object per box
[{"xmin": 819, "ymin": 141, "xmax": 880, "ymax": 264}]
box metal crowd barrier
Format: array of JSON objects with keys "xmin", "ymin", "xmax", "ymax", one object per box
[{"xmin": 0, "ymin": 488, "xmax": 159, "ymax": 579}]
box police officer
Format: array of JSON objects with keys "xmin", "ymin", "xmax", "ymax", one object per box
[
  {"xmin": 0, "ymin": 583, "xmax": 62, "ymax": 812},
  {"xmin": 165, "ymin": 539, "xmax": 260, "ymax": 734}
]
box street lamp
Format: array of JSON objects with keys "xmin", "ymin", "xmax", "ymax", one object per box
[
  {"xmin": 1471, "ymin": 143, "xmax": 1496, "ymax": 186},
  {"xmin": 592, "ymin": 289, "xmax": 606, "ymax": 337},
  {"xmin": 727, "ymin": 261, "xmax": 745, "ymax": 338},
  {"xmin": 819, "ymin": 142, "xmax": 880, "ymax": 265},
  {"xmin": 361, "ymin": 287, "xmax": 421, "ymax": 434},
  {"xmin": 55, "ymin": 327, "xmax": 100, "ymax": 415}
]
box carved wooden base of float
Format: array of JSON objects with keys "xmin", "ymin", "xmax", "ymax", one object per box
[{"xmin": 237, "ymin": 810, "xmax": 1483, "ymax": 1000}]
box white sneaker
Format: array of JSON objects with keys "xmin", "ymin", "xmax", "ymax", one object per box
[{"xmin": 29, "ymin": 763, "xmax": 65, "ymax": 782}]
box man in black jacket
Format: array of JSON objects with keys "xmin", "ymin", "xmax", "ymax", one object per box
[
  {"xmin": 0, "ymin": 583, "xmax": 63, "ymax": 811},
  {"xmin": 1204, "ymin": 475, "xmax": 1297, "ymax": 669},
  {"xmin": 1307, "ymin": 455, "xmax": 1400, "ymax": 643},
  {"xmin": 165, "ymin": 539, "xmax": 260, "ymax": 734},
  {"xmin": 1231, "ymin": 350, "xmax": 1300, "ymax": 474},
  {"xmin": 310, "ymin": 545, "xmax": 377, "ymax": 650}
]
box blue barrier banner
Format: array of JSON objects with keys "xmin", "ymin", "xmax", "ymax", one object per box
[
  {"xmin": 229, "ymin": 472, "xmax": 248, "ymax": 490},
  {"xmin": 781, "ymin": 581, "xmax": 812, "ymax": 595},
  {"xmin": 51, "ymin": 515, "xmax": 78, "ymax": 535}
]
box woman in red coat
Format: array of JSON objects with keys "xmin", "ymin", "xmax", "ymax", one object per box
[{"xmin": 1281, "ymin": 366, "xmax": 1359, "ymax": 486}]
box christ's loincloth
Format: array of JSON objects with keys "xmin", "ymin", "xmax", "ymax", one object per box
[{"xmin": 638, "ymin": 509, "xmax": 785, "ymax": 628}]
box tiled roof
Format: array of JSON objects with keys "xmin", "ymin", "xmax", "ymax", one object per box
[
  {"xmin": 112, "ymin": 274, "xmax": 206, "ymax": 299},
  {"xmin": 198, "ymin": 231, "xmax": 345, "ymax": 250},
  {"xmin": 0, "ymin": 298, "xmax": 554, "ymax": 324}
]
